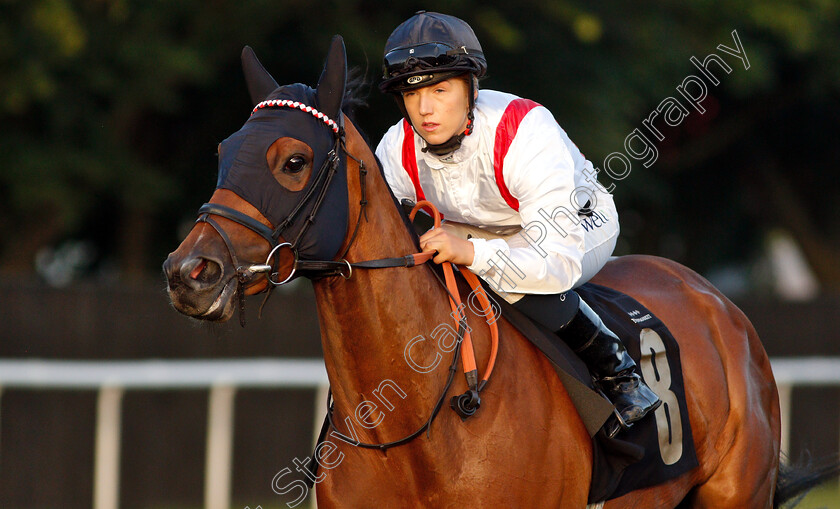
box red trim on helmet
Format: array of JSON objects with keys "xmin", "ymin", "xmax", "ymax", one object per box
[{"xmin": 493, "ymin": 98, "xmax": 540, "ymax": 212}]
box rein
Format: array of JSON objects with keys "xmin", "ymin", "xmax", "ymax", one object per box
[
  {"xmin": 324, "ymin": 288, "xmax": 467, "ymax": 450},
  {"xmin": 306, "ymin": 200, "xmax": 500, "ymax": 490}
]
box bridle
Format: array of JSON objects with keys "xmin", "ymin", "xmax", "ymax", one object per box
[
  {"xmin": 195, "ymin": 99, "xmax": 352, "ymax": 325},
  {"xmin": 194, "ymin": 133, "xmax": 436, "ymax": 324},
  {"xmin": 195, "ymin": 100, "xmax": 455, "ymax": 326},
  {"xmin": 192, "ymin": 98, "xmax": 499, "ymax": 472}
]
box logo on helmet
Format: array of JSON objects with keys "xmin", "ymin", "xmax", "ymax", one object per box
[{"xmin": 407, "ymin": 74, "xmax": 432, "ymax": 85}]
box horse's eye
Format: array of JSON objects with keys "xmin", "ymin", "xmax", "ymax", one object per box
[{"xmin": 284, "ymin": 156, "xmax": 306, "ymax": 174}]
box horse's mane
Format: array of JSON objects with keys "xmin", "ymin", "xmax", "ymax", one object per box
[
  {"xmin": 340, "ymin": 66, "xmax": 423, "ymax": 250},
  {"xmin": 341, "ymin": 67, "xmax": 370, "ymax": 138}
]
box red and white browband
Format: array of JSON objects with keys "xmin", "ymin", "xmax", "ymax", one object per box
[{"xmin": 251, "ymin": 100, "xmax": 340, "ymax": 134}]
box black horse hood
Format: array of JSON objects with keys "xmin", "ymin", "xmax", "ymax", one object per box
[{"xmin": 215, "ymin": 40, "xmax": 349, "ymax": 265}]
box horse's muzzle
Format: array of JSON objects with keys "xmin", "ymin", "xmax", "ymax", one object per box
[{"xmin": 162, "ymin": 252, "xmax": 241, "ymax": 321}]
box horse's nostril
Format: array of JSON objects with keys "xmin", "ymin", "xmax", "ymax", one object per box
[
  {"xmin": 190, "ymin": 259, "xmax": 208, "ymax": 280},
  {"xmin": 199, "ymin": 259, "xmax": 223, "ymax": 283},
  {"xmin": 180, "ymin": 256, "xmax": 224, "ymax": 289}
]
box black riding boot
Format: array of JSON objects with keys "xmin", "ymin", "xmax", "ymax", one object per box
[{"xmin": 558, "ymin": 298, "xmax": 661, "ymax": 437}]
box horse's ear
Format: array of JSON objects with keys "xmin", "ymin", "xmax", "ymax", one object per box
[
  {"xmin": 316, "ymin": 35, "xmax": 346, "ymax": 121},
  {"xmin": 241, "ymin": 46, "xmax": 279, "ymax": 106}
]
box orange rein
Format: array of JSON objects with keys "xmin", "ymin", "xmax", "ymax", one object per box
[{"xmin": 409, "ymin": 201, "xmax": 499, "ymax": 391}]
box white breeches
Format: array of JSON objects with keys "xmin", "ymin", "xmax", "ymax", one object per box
[{"xmin": 576, "ymin": 193, "xmax": 619, "ymax": 287}]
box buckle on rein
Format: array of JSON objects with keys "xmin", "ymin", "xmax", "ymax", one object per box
[
  {"xmin": 451, "ymin": 388, "xmax": 481, "ymax": 419},
  {"xmin": 407, "ymin": 201, "xmax": 500, "ymax": 421}
]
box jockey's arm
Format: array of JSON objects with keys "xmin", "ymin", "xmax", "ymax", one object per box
[{"xmin": 466, "ymin": 107, "xmax": 587, "ymax": 296}]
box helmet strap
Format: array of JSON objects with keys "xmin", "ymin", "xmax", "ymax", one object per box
[
  {"xmin": 421, "ymin": 110, "xmax": 474, "ymax": 156},
  {"xmin": 421, "ymin": 130, "xmax": 466, "ymax": 156}
]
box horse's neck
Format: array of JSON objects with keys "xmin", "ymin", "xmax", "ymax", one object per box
[{"xmin": 312, "ymin": 122, "xmax": 453, "ymax": 433}]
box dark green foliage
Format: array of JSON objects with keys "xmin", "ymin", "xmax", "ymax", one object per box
[{"xmin": 1, "ymin": 0, "xmax": 838, "ymax": 289}]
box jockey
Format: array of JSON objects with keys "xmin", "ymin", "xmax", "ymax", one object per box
[{"xmin": 375, "ymin": 11, "xmax": 660, "ymax": 436}]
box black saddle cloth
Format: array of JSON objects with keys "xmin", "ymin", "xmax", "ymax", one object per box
[{"xmin": 493, "ymin": 282, "xmax": 699, "ymax": 503}]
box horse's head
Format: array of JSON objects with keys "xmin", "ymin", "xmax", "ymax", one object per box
[{"xmin": 163, "ymin": 37, "xmax": 350, "ymax": 322}]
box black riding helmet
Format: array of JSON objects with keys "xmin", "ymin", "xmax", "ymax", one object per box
[
  {"xmin": 380, "ymin": 11, "xmax": 487, "ymax": 155},
  {"xmin": 380, "ymin": 11, "xmax": 487, "ymax": 93}
]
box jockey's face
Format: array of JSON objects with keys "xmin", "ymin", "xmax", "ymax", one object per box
[{"xmin": 402, "ymin": 78, "xmax": 471, "ymax": 146}]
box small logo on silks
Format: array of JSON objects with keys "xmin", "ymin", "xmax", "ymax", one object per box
[{"xmin": 407, "ymin": 74, "xmax": 433, "ymax": 85}]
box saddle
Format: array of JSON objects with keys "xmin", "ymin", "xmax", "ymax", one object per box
[
  {"xmin": 490, "ymin": 282, "xmax": 699, "ymax": 504},
  {"xmin": 405, "ymin": 207, "xmax": 698, "ymax": 501}
]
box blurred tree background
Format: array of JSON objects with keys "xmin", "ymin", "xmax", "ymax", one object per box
[
  {"xmin": 2, "ymin": 2, "xmax": 840, "ymax": 507},
  {"xmin": 1, "ymin": 0, "xmax": 838, "ymax": 298}
]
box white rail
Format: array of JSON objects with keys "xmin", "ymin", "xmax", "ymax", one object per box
[
  {"xmin": 0, "ymin": 359, "xmax": 328, "ymax": 509},
  {"xmin": 766, "ymin": 357, "xmax": 840, "ymax": 457},
  {"xmin": 0, "ymin": 357, "xmax": 831, "ymax": 508}
]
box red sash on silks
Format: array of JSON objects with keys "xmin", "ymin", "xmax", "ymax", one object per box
[{"xmin": 400, "ymin": 98, "xmax": 540, "ymax": 212}]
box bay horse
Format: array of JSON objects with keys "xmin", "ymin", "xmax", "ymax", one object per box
[{"xmin": 164, "ymin": 36, "xmax": 824, "ymax": 507}]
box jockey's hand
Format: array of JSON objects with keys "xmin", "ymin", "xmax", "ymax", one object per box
[{"xmin": 419, "ymin": 228, "xmax": 475, "ymax": 266}]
